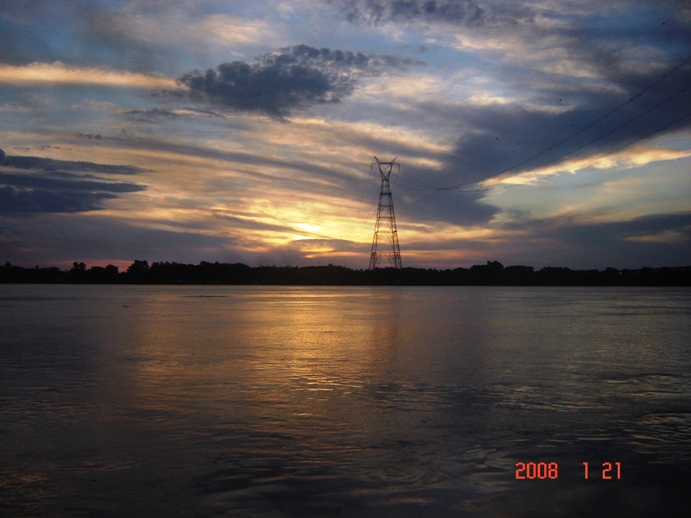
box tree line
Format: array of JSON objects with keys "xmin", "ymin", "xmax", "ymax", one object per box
[{"xmin": 1, "ymin": 260, "xmax": 689, "ymax": 286}]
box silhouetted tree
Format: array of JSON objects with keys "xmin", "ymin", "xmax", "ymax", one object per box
[{"xmin": 126, "ymin": 260, "xmax": 150, "ymax": 282}]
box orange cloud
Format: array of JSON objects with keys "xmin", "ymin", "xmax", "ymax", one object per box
[{"xmin": 0, "ymin": 62, "xmax": 176, "ymax": 88}]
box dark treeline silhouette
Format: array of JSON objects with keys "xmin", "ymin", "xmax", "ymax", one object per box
[{"xmin": 1, "ymin": 260, "xmax": 690, "ymax": 286}]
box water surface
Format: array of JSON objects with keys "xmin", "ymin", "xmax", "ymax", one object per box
[{"xmin": 1, "ymin": 285, "xmax": 690, "ymax": 516}]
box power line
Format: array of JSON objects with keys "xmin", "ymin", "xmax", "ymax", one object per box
[
  {"xmin": 484, "ymin": 55, "xmax": 691, "ymax": 181},
  {"xmin": 512, "ymin": 81, "xmax": 691, "ymax": 177},
  {"xmin": 502, "ymin": 107, "xmax": 691, "ymax": 190},
  {"xmin": 394, "ymin": 54, "xmax": 691, "ymax": 193}
]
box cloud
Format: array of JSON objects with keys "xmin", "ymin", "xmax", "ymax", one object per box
[
  {"xmin": 328, "ymin": 0, "xmax": 567, "ymax": 28},
  {"xmin": 0, "ymin": 213, "xmax": 235, "ymax": 266},
  {"xmin": 0, "ymin": 62, "xmax": 177, "ymax": 88},
  {"xmin": 1, "ymin": 154, "xmax": 147, "ymax": 175},
  {"xmin": 172, "ymin": 44, "xmax": 425, "ymax": 117},
  {"xmin": 497, "ymin": 211, "xmax": 691, "ymax": 268},
  {"xmin": 0, "ymin": 173, "xmax": 144, "ymax": 194},
  {"xmin": 122, "ymin": 107, "xmax": 223, "ymax": 121},
  {"xmin": 125, "ymin": 13, "xmax": 286, "ymax": 49},
  {"xmin": 0, "ymin": 185, "xmax": 118, "ymax": 215},
  {"xmin": 98, "ymin": 133, "xmax": 355, "ymax": 188},
  {"xmin": 176, "ymin": 62, "xmax": 347, "ymax": 118},
  {"xmin": 388, "ymin": 50, "xmax": 691, "ymax": 191},
  {"xmin": 0, "ymin": 153, "xmax": 146, "ymax": 215},
  {"xmin": 331, "ymin": 0, "xmax": 691, "ymax": 32},
  {"xmin": 332, "ymin": 0, "xmax": 500, "ymax": 25},
  {"xmin": 64, "ymin": 128, "xmax": 500, "ymax": 230},
  {"xmin": 558, "ymin": 212, "xmax": 691, "ymax": 247},
  {"xmin": 324, "ymin": 1, "xmax": 691, "ymax": 191},
  {"xmin": 198, "ymin": 15, "xmax": 284, "ymax": 46}
]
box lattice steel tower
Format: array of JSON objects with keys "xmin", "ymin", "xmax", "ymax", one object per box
[{"xmin": 369, "ymin": 156, "xmax": 403, "ymax": 270}]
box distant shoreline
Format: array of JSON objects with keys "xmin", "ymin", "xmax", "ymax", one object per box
[{"xmin": 2, "ymin": 260, "xmax": 690, "ymax": 286}]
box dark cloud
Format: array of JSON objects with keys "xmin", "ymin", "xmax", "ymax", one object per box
[
  {"xmin": 388, "ymin": 210, "xmax": 691, "ymax": 269},
  {"xmin": 0, "ymin": 154, "xmax": 146, "ymax": 215},
  {"xmin": 389, "ymin": 166, "xmax": 499, "ymax": 225},
  {"xmin": 393, "ymin": 49, "xmax": 691, "ymax": 191},
  {"xmin": 331, "ymin": 0, "xmax": 691, "ymax": 32},
  {"xmin": 0, "ymin": 173, "xmax": 144, "ymax": 194},
  {"xmin": 0, "ymin": 214, "xmax": 235, "ymax": 266},
  {"xmin": 2, "ymin": 155, "xmax": 147, "ymax": 175},
  {"xmin": 394, "ymin": 70, "xmax": 691, "ymax": 220},
  {"xmin": 173, "ymin": 45, "xmax": 425, "ymax": 117},
  {"xmin": 265, "ymin": 44, "xmax": 424, "ymax": 70},
  {"xmin": 123, "ymin": 107, "xmax": 222, "ymax": 121},
  {"xmin": 557, "ymin": 212, "xmax": 691, "ymax": 248},
  {"xmin": 0, "ymin": 177, "xmax": 145, "ymax": 215},
  {"xmin": 498, "ymin": 212, "xmax": 691, "ymax": 268},
  {"xmin": 330, "ymin": 0, "xmax": 532, "ymax": 26},
  {"xmin": 176, "ymin": 61, "xmax": 348, "ymax": 118},
  {"xmin": 0, "ymin": 185, "xmax": 121, "ymax": 215}
]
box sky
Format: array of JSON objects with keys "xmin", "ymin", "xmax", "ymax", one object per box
[{"xmin": 1, "ymin": 0, "xmax": 690, "ymax": 270}]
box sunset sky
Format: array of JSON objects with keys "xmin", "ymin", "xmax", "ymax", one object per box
[{"xmin": 1, "ymin": 0, "xmax": 690, "ymax": 270}]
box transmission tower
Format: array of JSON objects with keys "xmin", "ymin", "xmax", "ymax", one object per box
[{"xmin": 369, "ymin": 156, "xmax": 403, "ymax": 270}]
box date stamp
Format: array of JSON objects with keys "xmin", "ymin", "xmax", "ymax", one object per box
[{"xmin": 515, "ymin": 461, "xmax": 621, "ymax": 480}]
